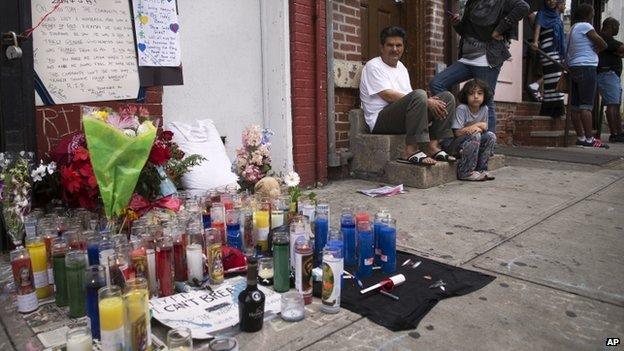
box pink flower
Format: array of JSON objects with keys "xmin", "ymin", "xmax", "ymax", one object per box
[{"xmin": 107, "ymin": 113, "xmax": 139, "ymax": 130}]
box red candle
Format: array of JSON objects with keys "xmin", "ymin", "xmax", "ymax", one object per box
[
  {"xmin": 356, "ymin": 212, "xmax": 370, "ymax": 223},
  {"xmin": 211, "ymin": 220, "xmax": 226, "ymax": 245},
  {"xmin": 173, "ymin": 240, "xmax": 188, "ymax": 282},
  {"xmin": 156, "ymin": 238, "xmax": 174, "ymax": 297}
]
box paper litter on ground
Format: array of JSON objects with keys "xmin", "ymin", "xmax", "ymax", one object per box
[{"xmin": 357, "ymin": 184, "xmax": 405, "ymax": 197}]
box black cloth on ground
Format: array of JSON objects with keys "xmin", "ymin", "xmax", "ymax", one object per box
[{"xmin": 313, "ymin": 251, "xmax": 495, "ymax": 332}]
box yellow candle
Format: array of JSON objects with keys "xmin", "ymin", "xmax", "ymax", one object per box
[
  {"xmin": 255, "ymin": 210, "xmax": 270, "ymax": 228},
  {"xmin": 124, "ymin": 283, "xmax": 151, "ymax": 351},
  {"xmin": 26, "ymin": 239, "xmax": 52, "ymax": 299},
  {"xmin": 99, "ymin": 297, "xmax": 124, "ymax": 330}
]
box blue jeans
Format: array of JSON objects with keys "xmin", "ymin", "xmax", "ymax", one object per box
[{"xmin": 429, "ymin": 62, "xmax": 502, "ymax": 133}]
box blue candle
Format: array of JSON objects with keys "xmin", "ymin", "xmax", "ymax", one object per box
[
  {"xmin": 85, "ymin": 265, "xmax": 106, "ymax": 340},
  {"xmin": 341, "ymin": 216, "xmax": 357, "ymax": 266},
  {"xmin": 314, "ymin": 217, "xmax": 329, "ymax": 266},
  {"xmin": 226, "ymin": 223, "xmax": 242, "ymax": 250},
  {"xmin": 357, "ymin": 225, "xmax": 374, "ymax": 278},
  {"xmin": 373, "ymin": 221, "xmax": 384, "ymax": 266},
  {"xmin": 203, "ymin": 214, "xmax": 211, "ymax": 229},
  {"xmin": 87, "ymin": 242, "xmax": 100, "ymax": 266},
  {"xmin": 378, "ymin": 224, "xmax": 397, "ymax": 274},
  {"xmin": 327, "ymin": 239, "xmax": 344, "ymax": 258}
]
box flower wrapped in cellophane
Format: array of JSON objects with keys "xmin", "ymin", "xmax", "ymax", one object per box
[{"xmin": 82, "ymin": 106, "xmax": 156, "ymax": 219}]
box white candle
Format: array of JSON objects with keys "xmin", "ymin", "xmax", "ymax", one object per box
[
  {"xmin": 66, "ymin": 330, "xmax": 92, "ymax": 351},
  {"xmin": 186, "ymin": 244, "xmax": 204, "ymax": 281},
  {"xmin": 146, "ymin": 248, "xmax": 156, "ymax": 294}
]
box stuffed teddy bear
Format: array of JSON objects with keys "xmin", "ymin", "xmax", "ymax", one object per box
[{"xmin": 254, "ymin": 176, "xmax": 281, "ymax": 199}]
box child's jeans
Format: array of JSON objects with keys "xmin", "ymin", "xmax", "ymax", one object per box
[{"xmin": 456, "ymin": 132, "xmax": 496, "ymax": 178}]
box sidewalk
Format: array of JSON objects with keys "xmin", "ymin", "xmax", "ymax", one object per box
[{"xmin": 300, "ymin": 144, "xmax": 624, "ymax": 350}]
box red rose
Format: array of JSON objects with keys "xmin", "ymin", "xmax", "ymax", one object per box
[
  {"xmin": 149, "ymin": 141, "xmax": 171, "ymax": 165},
  {"xmin": 73, "ymin": 147, "xmax": 90, "ymax": 162},
  {"xmin": 161, "ymin": 130, "xmax": 174, "ymax": 141}
]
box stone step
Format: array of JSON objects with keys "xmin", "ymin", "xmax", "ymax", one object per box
[{"xmin": 383, "ymin": 154, "xmax": 506, "ymax": 188}]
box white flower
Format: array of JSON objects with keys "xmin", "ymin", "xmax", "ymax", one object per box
[
  {"xmin": 136, "ymin": 122, "xmax": 151, "ymax": 136},
  {"xmin": 284, "ymin": 171, "xmax": 300, "ymax": 187},
  {"xmin": 47, "ymin": 162, "xmax": 57, "ymax": 175},
  {"xmin": 123, "ymin": 129, "xmax": 136, "ymax": 137},
  {"xmin": 31, "ymin": 164, "xmax": 47, "ymax": 182},
  {"xmin": 19, "ymin": 151, "xmax": 25, "ymax": 157}
]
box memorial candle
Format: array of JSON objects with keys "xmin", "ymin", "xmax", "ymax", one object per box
[
  {"xmin": 173, "ymin": 225, "xmax": 188, "ymax": 282},
  {"xmin": 204, "ymin": 228, "xmax": 224, "ymax": 285},
  {"xmin": 85, "ymin": 265, "xmax": 106, "ymax": 340},
  {"xmin": 211, "ymin": 203, "xmax": 226, "ymax": 245},
  {"xmin": 340, "ymin": 209, "xmax": 357, "ymax": 267},
  {"xmin": 272, "ymin": 231, "xmax": 290, "ymax": 293},
  {"xmin": 357, "ymin": 221, "xmax": 374, "ymax": 278},
  {"xmin": 186, "ymin": 225, "xmax": 204, "ymax": 282},
  {"xmin": 43, "ymin": 229, "xmax": 56, "ymax": 288},
  {"xmin": 66, "ymin": 327, "xmax": 92, "ymax": 351},
  {"xmin": 226, "ymin": 209, "xmax": 242, "ymax": 251},
  {"xmin": 314, "ymin": 204, "xmax": 330, "ymax": 267},
  {"xmin": 123, "ymin": 278, "xmax": 151, "ymax": 351},
  {"xmin": 156, "ymin": 236, "xmax": 174, "ymax": 297},
  {"xmin": 254, "ymin": 200, "xmax": 271, "ymax": 255},
  {"xmin": 130, "ymin": 239, "xmax": 149, "ymax": 288},
  {"xmin": 66, "ymin": 250, "xmax": 87, "ymax": 318},
  {"xmin": 51, "ymin": 237, "xmax": 68, "ymax": 307},
  {"xmin": 378, "ymin": 218, "xmax": 397, "ymax": 274},
  {"xmin": 289, "ymin": 216, "xmax": 307, "ymax": 270},
  {"xmin": 87, "ymin": 233, "xmax": 101, "ymax": 266},
  {"xmin": 294, "ymin": 238, "xmax": 313, "ymax": 304},
  {"xmin": 98, "ymin": 286, "xmax": 125, "ymax": 351},
  {"xmin": 241, "ymin": 210, "xmax": 255, "ymax": 255},
  {"xmin": 373, "ymin": 209, "xmax": 391, "ymax": 266},
  {"xmin": 26, "ymin": 236, "xmax": 51, "ymax": 299},
  {"xmin": 10, "ymin": 247, "xmax": 38, "ymax": 313}
]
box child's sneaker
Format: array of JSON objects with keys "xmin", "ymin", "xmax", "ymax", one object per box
[
  {"xmin": 576, "ymin": 139, "xmax": 610, "ymax": 149},
  {"xmin": 459, "ymin": 171, "xmax": 487, "ymax": 181}
]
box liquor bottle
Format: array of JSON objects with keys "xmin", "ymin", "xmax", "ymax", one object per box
[{"xmin": 238, "ymin": 257, "xmax": 265, "ymax": 332}]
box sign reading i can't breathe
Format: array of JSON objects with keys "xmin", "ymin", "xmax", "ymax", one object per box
[
  {"xmin": 32, "ymin": 0, "xmax": 140, "ymax": 105},
  {"xmin": 149, "ymin": 277, "xmax": 282, "ymax": 339}
]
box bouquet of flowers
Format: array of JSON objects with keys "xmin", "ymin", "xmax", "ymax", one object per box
[
  {"xmin": 57, "ymin": 135, "xmax": 100, "ymax": 210},
  {"xmin": 82, "ymin": 105, "xmax": 157, "ymax": 218},
  {"xmin": 0, "ymin": 152, "xmax": 34, "ymax": 246},
  {"xmin": 235, "ymin": 125, "xmax": 273, "ymax": 192}
]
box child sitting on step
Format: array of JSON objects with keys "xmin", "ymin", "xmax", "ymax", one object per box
[{"xmin": 441, "ymin": 79, "xmax": 496, "ymax": 181}]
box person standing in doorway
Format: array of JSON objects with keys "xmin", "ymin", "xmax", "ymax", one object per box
[
  {"xmin": 430, "ymin": 0, "xmax": 530, "ymax": 134},
  {"xmin": 597, "ymin": 17, "xmax": 624, "ymax": 143},
  {"xmin": 531, "ymin": 0, "xmax": 566, "ymax": 119},
  {"xmin": 567, "ymin": 4, "xmax": 608, "ymax": 148},
  {"xmin": 360, "ymin": 26, "xmax": 456, "ymax": 165}
]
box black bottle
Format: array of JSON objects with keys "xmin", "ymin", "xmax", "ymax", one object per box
[{"xmin": 238, "ymin": 256, "xmax": 265, "ymax": 332}]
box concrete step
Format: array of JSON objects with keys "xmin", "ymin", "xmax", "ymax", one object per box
[{"xmin": 383, "ymin": 154, "xmax": 506, "ymax": 188}]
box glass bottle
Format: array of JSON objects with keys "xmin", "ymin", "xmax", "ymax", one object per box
[
  {"xmin": 294, "ymin": 238, "xmax": 313, "ymax": 305},
  {"xmin": 204, "ymin": 228, "xmax": 224, "ymax": 285},
  {"xmin": 272, "ymin": 231, "xmax": 290, "ymax": 293},
  {"xmin": 210, "ymin": 202, "xmax": 226, "ymax": 245},
  {"xmin": 66, "ymin": 250, "xmax": 87, "ymax": 318},
  {"xmin": 10, "ymin": 247, "xmax": 38, "ymax": 313},
  {"xmin": 186, "ymin": 224, "xmax": 205, "ymax": 282},
  {"xmin": 84, "ymin": 265, "xmax": 106, "ymax": 340},
  {"xmin": 340, "ymin": 208, "xmax": 357, "ymax": 266},
  {"xmin": 123, "ymin": 278, "xmax": 151, "ymax": 351},
  {"xmin": 378, "ymin": 218, "xmax": 397, "ymax": 274},
  {"xmin": 238, "ymin": 257, "xmax": 265, "ymax": 332}
]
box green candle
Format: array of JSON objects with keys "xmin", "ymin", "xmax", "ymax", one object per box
[
  {"xmin": 52, "ymin": 238, "xmax": 68, "ymax": 307},
  {"xmin": 66, "ymin": 250, "xmax": 86, "ymax": 318},
  {"xmin": 273, "ymin": 231, "xmax": 290, "ymax": 292}
]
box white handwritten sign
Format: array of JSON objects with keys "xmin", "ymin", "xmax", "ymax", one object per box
[
  {"xmin": 149, "ymin": 277, "xmax": 282, "ymax": 339},
  {"xmin": 32, "ymin": 0, "xmax": 140, "ymax": 105},
  {"xmin": 132, "ymin": 0, "xmax": 181, "ymax": 67}
]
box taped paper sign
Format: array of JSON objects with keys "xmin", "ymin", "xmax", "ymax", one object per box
[
  {"xmin": 132, "ymin": 0, "xmax": 182, "ymax": 67},
  {"xmin": 149, "ymin": 277, "xmax": 281, "ymax": 339},
  {"xmin": 31, "ymin": 0, "xmax": 140, "ymax": 105}
]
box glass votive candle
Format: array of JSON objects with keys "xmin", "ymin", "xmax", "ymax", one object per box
[
  {"xmin": 280, "ymin": 291, "xmax": 305, "ymax": 322},
  {"xmin": 257, "ymin": 257, "xmax": 274, "ymax": 286},
  {"xmin": 66, "ymin": 326, "xmax": 93, "ymax": 351},
  {"xmin": 167, "ymin": 327, "xmax": 193, "ymax": 351},
  {"xmin": 208, "ymin": 337, "xmax": 239, "ymax": 351}
]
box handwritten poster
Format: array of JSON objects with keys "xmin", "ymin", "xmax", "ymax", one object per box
[
  {"xmin": 32, "ymin": 0, "xmax": 140, "ymax": 105},
  {"xmin": 150, "ymin": 277, "xmax": 282, "ymax": 339},
  {"xmin": 132, "ymin": 0, "xmax": 181, "ymax": 67}
]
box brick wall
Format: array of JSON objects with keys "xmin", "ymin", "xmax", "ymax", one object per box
[
  {"xmin": 424, "ymin": 0, "xmax": 447, "ymax": 86},
  {"xmin": 35, "ymin": 86, "xmax": 163, "ymax": 159},
  {"xmin": 290, "ymin": 0, "xmax": 328, "ymax": 186},
  {"xmin": 332, "ymin": 0, "xmax": 362, "ymax": 154},
  {"xmin": 495, "ymin": 101, "xmax": 541, "ymax": 145}
]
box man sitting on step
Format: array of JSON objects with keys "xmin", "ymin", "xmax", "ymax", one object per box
[{"xmin": 360, "ymin": 26, "xmax": 456, "ymax": 165}]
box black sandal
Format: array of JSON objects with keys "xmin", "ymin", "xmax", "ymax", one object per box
[
  {"xmin": 433, "ymin": 150, "xmax": 456, "ymax": 162},
  {"xmin": 397, "ymin": 151, "xmax": 435, "ymax": 166}
]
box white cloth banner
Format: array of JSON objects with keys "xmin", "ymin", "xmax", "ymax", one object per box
[{"xmin": 149, "ymin": 277, "xmax": 281, "ymax": 339}]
